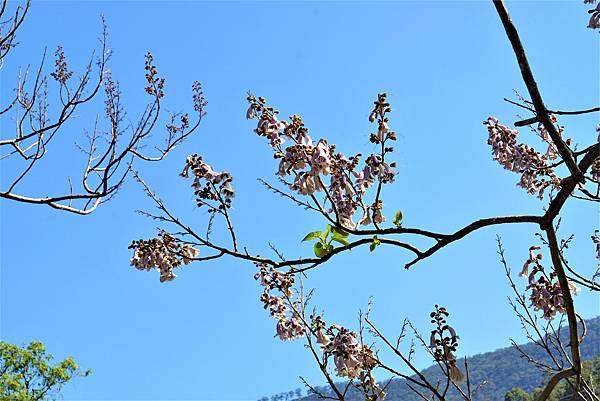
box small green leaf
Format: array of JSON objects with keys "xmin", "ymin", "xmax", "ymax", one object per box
[
  {"xmin": 393, "ymin": 210, "xmax": 403, "ymax": 228},
  {"xmin": 314, "ymin": 242, "xmax": 330, "ymax": 258},
  {"xmin": 302, "ymin": 231, "xmax": 322, "ymax": 242},
  {"xmin": 332, "ymin": 226, "xmax": 349, "ymax": 238},
  {"xmin": 332, "ymin": 236, "xmax": 350, "ymax": 246},
  {"xmin": 370, "ymin": 236, "xmax": 381, "ymax": 252}
]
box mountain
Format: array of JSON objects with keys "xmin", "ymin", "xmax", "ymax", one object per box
[{"xmin": 263, "ymin": 317, "xmax": 600, "ymax": 401}]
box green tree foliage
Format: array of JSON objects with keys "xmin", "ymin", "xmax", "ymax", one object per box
[
  {"xmin": 505, "ymin": 388, "xmax": 533, "ymax": 401},
  {"xmin": 0, "ymin": 341, "xmax": 90, "ymax": 400},
  {"xmin": 508, "ymin": 356, "xmax": 600, "ymax": 401}
]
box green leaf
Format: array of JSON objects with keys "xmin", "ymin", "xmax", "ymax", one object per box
[
  {"xmin": 331, "ymin": 226, "xmax": 349, "ymax": 238},
  {"xmin": 314, "ymin": 242, "xmax": 330, "ymax": 258},
  {"xmin": 332, "ymin": 236, "xmax": 350, "ymax": 246},
  {"xmin": 370, "ymin": 236, "xmax": 381, "ymax": 252},
  {"xmin": 302, "ymin": 231, "xmax": 322, "ymax": 242},
  {"xmin": 393, "ymin": 210, "xmax": 403, "ymax": 228}
]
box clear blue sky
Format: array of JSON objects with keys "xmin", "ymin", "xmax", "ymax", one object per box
[{"xmin": 1, "ymin": 1, "xmax": 598, "ymax": 400}]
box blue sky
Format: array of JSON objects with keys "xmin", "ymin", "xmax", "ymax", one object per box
[{"xmin": 1, "ymin": 1, "xmax": 598, "ymax": 400}]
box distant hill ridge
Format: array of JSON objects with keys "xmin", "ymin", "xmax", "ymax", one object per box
[{"xmin": 263, "ymin": 316, "xmax": 599, "ymax": 401}]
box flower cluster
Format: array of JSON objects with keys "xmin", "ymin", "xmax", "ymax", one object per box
[
  {"xmin": 246, "ymin": 94, "xmax": 397, "ymax": 229},
  {"xmin": 312, "ymin": 319, "xmax": 377, "ymax": 379},
  {"xmin": 485, "ymin": 117, "xmax": 559, "ymax": 199},
  {"xmin": 129, "ymin": 233, "xmax": 199, "ymax": 282},
  {"xmin": 521, "ymin": 247, "xmax": 580, "ymax": 320},
  {"xmin": 180, "ymin": 154, "xmax": 234, "ymax": 210},
  {"xmin": 103, "ymin": 71, "xmax": 122, "ymax": 122},
  {"xmin": 144, "ymin": 52, "xmax": 165, "ymax": 99},
  {"xmin": 428, "ymin": 306, "xmax": 464, "ymax": 384},
  {"xmin": 192, "ymin": 81, "xmax": 208, "ymax": 116},
  {"xmin": 255, "ymin": 265, "xmax": 305, "ymax": 341},
  {"xmin": 50, "ymin": 46, "xmax": 73, "ymax": 85}
]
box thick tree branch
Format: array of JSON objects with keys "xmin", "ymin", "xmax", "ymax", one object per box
[
  {"xmin": 405, "ymin": 215, "xmax": 541, "ymax": 269},
  {"xmin": 493, "ymin": 0, "xmax": 583, "ymax": 181}
]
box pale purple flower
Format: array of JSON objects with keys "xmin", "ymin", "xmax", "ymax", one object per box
[
  {"xmin": 277, "ymin": 143, "xmax": 312, "ymax": 177},
  {"xmin": 291, "ymin": 173, "xmax": 324, "ymax": 195},
  {"xmin": 372, "ymin": 206, "xmax": 385, "ymax": 225},
  {"xmin": 520, "ymin": 245, "xmax": 542, "ymax": 277},
  {"xmin": 364, "ymin": 154, "xmax": 395, "ymax": 184},
  {"xmin": 324, "ymin": 327, "xmax": 366, "ymax": 378},
  {"xmin": 276, "ymin": 317, "xmax": 306, "ymax": 341},
  {"xmin": 255, "ymin": 115, "xmax": 287, "ymax": 148},
  {"xmin": 316, "ymin": 329, "xmax": 331, "ymax": 348},
  {"xmin": 526, "ymin": 270, "xmax": 579, "ymax": 320},
  {"xmin": 310, "ymin": 140, "xmax": 333, "ymax": 176}
]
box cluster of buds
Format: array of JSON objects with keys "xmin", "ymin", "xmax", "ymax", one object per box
[
  {"xmin": 521, "ymin": 246, "xmax": 580, "ymax": 320},
  {"xmin": 129, "ymin": 233, "xmax": 199, "ymax": 282},
  {"xmin": 192, "ymin": 81, "xmax": 208, "ymax": 115},
  {"xmin": 485, "ymin": 117, "xmax": 559, "ymax": 199},
  {"xmin": 429, "ymin": 306, "xmax": 464, "ymax": 383},
  {"xmin": 166, "ymin": 113, "xmax": 190, "ymax": 137},
  {"xmin": 144, "ymin": 52, "xmax": 165, "ymax": 99},
  {"xmin": 368, "ymin": 93, "xmax": 397, "ymax": 144},
  {"xmin": 357, "ymin": 370, "xmax": 386, "ymax": 401},
  {"xmin": 311, "ymin": 316, "xmax": 377, "ymax": 380},
  {"xmin": 103, "ymin": 71, "xmax": 122, "ymax": 123},
  {"xmin": 255, "ymin": 265, "xmax": 305, "ymax": 341},
  {"xmin": 50, "ymin": 46, "xmax": 73, "ymax": 85},
  {"xmin": 180, "ymin": 154, "xmax": 234, "ymax": 210},
  {"xmin": 246, "ymin": 95, "xmax": 396, "ymax": 229}
]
